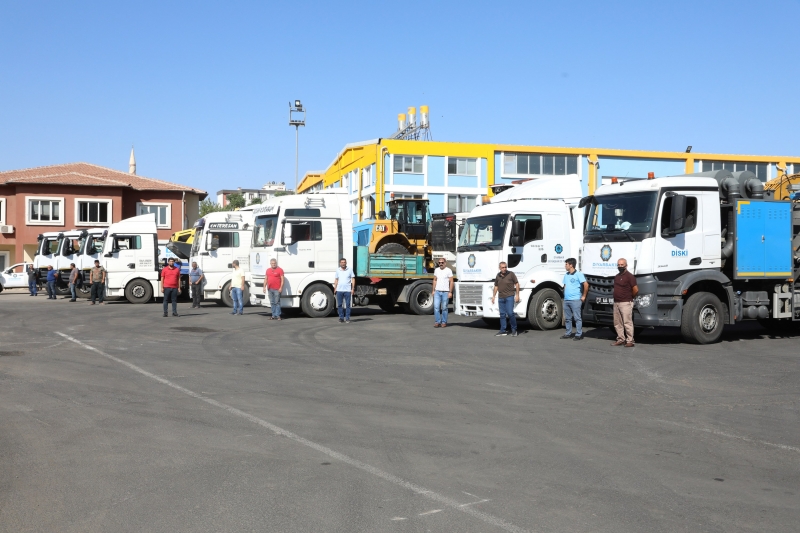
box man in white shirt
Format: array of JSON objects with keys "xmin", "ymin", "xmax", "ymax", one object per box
[
  {"xmin": 432, "ymin": 259, "xmax": 454, "ymax": 328},
  {"xmin": 333, "ymin": 258, "xmax": 356, "ymax": 323}
]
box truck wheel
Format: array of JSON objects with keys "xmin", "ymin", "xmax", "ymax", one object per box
[
  {"xmin": 407, "ymin": 283, "xmax": 434, "ymax": 315},
  {"xmin": 219, "ymin": 282, "xmax": 233, "ymax": 307},
  {"xmin": 377, "ymin": 243, "xmax": 409, "ymax": 254},
  {"xmin": 680, "ymin": 292, "xmax": 724, "ymax": 344},
  {"xmin": 301, "ymin": 284, "xmax": 335, "ymax": 318},
  {"xmin": 55, "ymin": 283, "xmax": 71, "ymax": 296},
  {"xmin": 76, "ymin": 283, "xmax": 91, "ymax": 299},
  {"xmin": 125, "ymin": 279, "xmax": 153, "ymax": 304},
  {"xmin": 528, "ymin": 289, "xmax": 562, "ymax": 330}
]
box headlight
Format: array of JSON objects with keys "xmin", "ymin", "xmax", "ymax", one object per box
[{"xmin": 635, "ymin": 293, "xmax": 653, "ymax": 308}]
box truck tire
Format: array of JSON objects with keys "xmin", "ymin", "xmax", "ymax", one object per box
[
  {"xmin": 377, "ymin": 242, "xmax": 409, "ymax": 255},
  {"xmin": 55, "ymin": 282, "xmax": 71, "ymax": 296},
  {"xmin": 680, "ymin": 292, "xmax": 724, "ymax": 344},
  {"xmin": 125, "ymin": 279, "xmax": 153, "ymax": 304},
  {"xmin": 76, "ymin": 283, "xmax": 91, "ymax": 299},
  {"xmin": 301, "ymin": 284, "xmax": 335, "ymax": 318},
  {"xmin": 219, "ymin": 282, "xmax": 233, "ymax": 307},
  {"xmin": 527, "ymin": 288, "xmax": 562, "ymax": 330},
  {"xmin": 407, "ymin": 283, "xmax": 434, "ymax": 315}
]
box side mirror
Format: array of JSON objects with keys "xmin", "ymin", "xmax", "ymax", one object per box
[
  {"xmin": 282, "ymin": 224, "xmax": 294, "ymax": 245},
  {"xmin": 669, "ymin": 194, "xmax": 687, "ymax": 234},
  {"xmin": 510, "ymin": 219, "xmax": 524, "ymax": 247},
  {"xmin": 104, "ymin": 252, "xmax": 113, "ymax": 257},
  {"xmin": 578, "ymin": 195, "xmax": 594, "ymax": 209}
]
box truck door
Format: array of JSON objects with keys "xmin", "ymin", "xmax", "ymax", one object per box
[
  {"xmin": 204, "ymin": 231, "xmax": 238, "ymax": 270},
  {"xmin": 507, "ymin": 214, "xmax": 545, "ymax": 276},
  {"xmin": 280, "ymin": 220, "xmax": 322, "ymax": 278},
  {"xmin": 656, "ymin": 194, "xmax": 703, "ymax": 270},
  {"xmin": 104, "ymin": 234, "xmax": 143, "ymax": 289}
]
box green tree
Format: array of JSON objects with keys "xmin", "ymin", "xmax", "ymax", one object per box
[
  {"xmin": 249, "ymin": 197, "xmax": 262, "ymax": 205},
  {"xmin": 226, "ymin": 193, "xmax": 246, "ymax": 210},
  {"xmin": 275, "ymin": 190, "xmax": 295, "ymax": 197},
  {"xmin": 199, "ymin": 199, "xmax": 225, "ymax": 217}
]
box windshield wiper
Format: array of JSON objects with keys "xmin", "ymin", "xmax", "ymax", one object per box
[{"xmin": 619, "ymin": 229, "xmax": 634, "ymax": 242}]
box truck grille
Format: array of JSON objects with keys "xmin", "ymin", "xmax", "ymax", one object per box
[
  {"xmin": 586, "ymin": 275, "xmax": 614, "ymax": 295},
  {"xmin": 459, "ymin": 283, "xmax": 483, "ymax": 305}
]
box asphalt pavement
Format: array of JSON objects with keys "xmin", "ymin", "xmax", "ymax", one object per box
[{"xmin": 0, "ymin": 289, "xmax": 798, "ymax": 533}]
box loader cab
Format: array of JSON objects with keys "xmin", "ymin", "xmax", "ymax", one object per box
[{"xmin": 388, "ymin": 199, "xmax": 431, "ymax": 240}]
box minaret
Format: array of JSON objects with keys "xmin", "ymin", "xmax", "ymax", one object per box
[{"xmin": 129, "ymin": 146, "xmax": 136, "ymax": 175}]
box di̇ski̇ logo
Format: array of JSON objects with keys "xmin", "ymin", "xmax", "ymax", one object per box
[{"xmin": 600, "ymin": 245, "xmax": 612, "ymax": 262}]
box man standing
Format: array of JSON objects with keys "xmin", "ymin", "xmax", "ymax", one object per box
[
  {"xmin": 27, "ymin": 264, "xmax": 38, "ymax": 296},
  {"xmin": 612, "ymin": 258, "xmax": 638, "ymax": 347},
  {"xmin": 264, "ymin": 258, "xmax": 285, "ymax": 320},
  {"xmin": 561, "ymin": 258, "xmax": 588, "ymax": 340},
  {"xmin": 229, "ymin": 259, "xmax": 245, "ymax": 315},
  {"xmin": 333, "ymin": 257, "xmax": 355, "ymax": 323},
  {"xmin": 68, "ymin": 263, "xmax": 79, "ymax": 302},
  {"xmin": 45, "ymin": 265, "xmax": 58, "ymax": 300},
  {"xmin": 189, "ymin": 261, "xmax": 204, "ymax": 309},
  {"xmin": 432, "ymin": 258, "xmax": 453, "ymax": 328},
  {"xmin": 161, "ymin": 257, "xmax": 181, "ymax": 317},
  {"xmin": 490, "ymin": 262, "xmax": 520, "ymax": 337},
  {"xmin": 89, "ymin": 259, "xmax": 106, "ymax": 305}
]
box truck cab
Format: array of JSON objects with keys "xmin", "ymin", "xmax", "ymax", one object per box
[
  {"xmin": 189, "ymin": 210, "xmax": 255, "ymax": 307},
  {"xmin": 102, "ymin": 214, "xmax": 161, "ymax": 303},
  {"xmin": 454, "ymin": 175, "xmax": 584, "ymax": 330},
  {"xmin": 56, "ymin": 228, "xmax": 107, "ymax": 297}
]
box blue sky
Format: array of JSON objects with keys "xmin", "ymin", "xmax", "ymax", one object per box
[{"xmin": 2, "ymin": 1, "xmax": 798, "ymax": 196}]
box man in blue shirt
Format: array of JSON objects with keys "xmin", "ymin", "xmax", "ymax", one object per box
[
  {"xmin": 333, "ymin": 257, "xmax": 356, "ymax": 323},
  {"xmin": 45, "ymin": 265, "xmax": 58, "ymax": 300},
  {"xmin": 561, "ymin": 257, "xmax": 588, "ymax": 340}
]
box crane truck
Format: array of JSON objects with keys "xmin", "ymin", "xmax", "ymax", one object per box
[{"xmin": 581, "ymin": 170, "xmax": 800, "ymax": 344}]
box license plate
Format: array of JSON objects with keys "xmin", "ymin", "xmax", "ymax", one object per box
[{"xmin": 596, "ymin": 297, "xmax": 614, "ymax": 304}]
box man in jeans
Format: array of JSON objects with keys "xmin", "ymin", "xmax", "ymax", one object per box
[
  {"xmin": 161, "ymin": 258, "xmax": 181, "ymax": 317},
  {"xmin": 490, "ymin": 262, "xmax": 520, "ymax": 337},
  {"xmin": 89, "ymin": 260, "xmax": 106, "ymax": 305},
  {"xmin": 333, "ymin": 258, "xmax": 355, "ymax": 323},
  {"xmin": 68, "ymin": 263, "xmax": 79, "ymax": 302},
  {"xmin": 432, "ymin": 258, "xmax": 453, "ymax": 328},
  {"xmin": 188, "ymin": 261, "xmax": 204, "ymax": 308},
  {"xmin": 561, "ymin": 257, "xmax": 588, "ymax": 340},
  {"xmin": 264, "ymin": 258, "xmax": 285, "ymax": 320},
  {"xmin": 229, "ymin": 259, "xmax": 245, "ymax": 315},
  {"xmin": 27, "ymin": 264, "xmax": 38, "ymax": 296},
  {"xmin": 612, "ymin": 258, "xmax": 638, "ymax": 347},
  {"xmin": 45, "ymin": 265, "xmax": 58, "ymax": 300}
]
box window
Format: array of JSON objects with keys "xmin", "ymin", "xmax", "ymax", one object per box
[
  {"xmin": 290, "ymin": 221, "xmax": 323, "ymax": 242},
  {"xmin": 208, "ymin": 232, "xmax": 240, "ymax": 248},
  {"xmin": 113, "ymin": 235, "xmax": 142, "ymax": 250},
  {"xmin": 253, "ymin": 215, "xmax": 278, "ymax": 247},
  {"xmin": 76, "ymin": 199, "xmax": 111, "ymax": 225},
  {"xmin": 137, "ymin": 203, "xmax": 170, "ymax": 227},
  {"xmin": 63, "ymin": 237, "xmax": 84, "ymax": 256},
  {"xmin": 447, "ymin": 195, "xmax": 477, "ymax": 213},
  {"xmin": 84, "ymin": 236, "xmax": 105, "ymax": 255},
  {"xmin": 447, "ymin": 157, "xmax": 477, "ymax": 176},
  {"xmin": 394, "ymin": 155, "xmax": 423, "ymax": 173},
  {"xmin": 660, "ymin": 196, "xmax": 698, "ymax": 235},
  {"xmin": 0, "ymin": 198, "xmax": 5, "ymax": 224},
  {"xmin": 701, "ymin": 161, "xmax": 767, "ymax": 182},
  {"xmin": 0, "ymin": 252, "xmax": 8, "ymax": 270},
  {"xmin": 27, "ymin": 197, "xmax": 64, "ymax": 225},
  {"xmin": 503, "ymin": 154, "xmax": 578, "ymax": 176},
  {"xmin": 511, "ymin": 214, "xmax": 543, "ymax": 246}
]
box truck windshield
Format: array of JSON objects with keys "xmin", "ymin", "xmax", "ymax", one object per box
[
  {"xmin": 40, "ymin": 237, "xmax": 62, "ymax": 255},
  {"xmin": 458, "ymin": 215, "xmax": 508, "ymax": 251},
  {"xmin": 585, "ymin": 192, "xmax": 658, "ymax": 234},
  {"xmin": 253, "ymin": 215, "xmax": 278, "ymax": 247}
]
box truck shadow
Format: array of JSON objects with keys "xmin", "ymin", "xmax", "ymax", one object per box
[{"xmin": 581, "ymin": 322, "xmax": 794, "ymax": 344}]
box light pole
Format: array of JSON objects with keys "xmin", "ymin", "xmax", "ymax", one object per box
[{"xmin": 289, "ymin": 100, "xmax": 306, "ymax": 192}]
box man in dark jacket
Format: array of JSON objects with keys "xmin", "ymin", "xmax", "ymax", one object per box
[
  {"xmin": 27, "ymin": 265, "xmax": 38, "ymax": 296},
  {"xmin": 612, "ymin": 258, "xmax": 638, "ymax": 347}
]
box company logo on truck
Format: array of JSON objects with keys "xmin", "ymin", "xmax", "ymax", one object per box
[
  {"xmin": 255, "ymin": 253, "xmax": 261, "ymax": 264},
  {"xmin": 468, "ymin": 254, "xmax": 476, "ymax": 268},
  {"xmin": 555, "ymin": 244, "xmax": 563, "ymax": 254},
  {"xmin": 600, "ymin": 245, "xmax": 612, "ymax": 261},
  {"xmin": 672, "ymin": 249, "xmax": 688, "ymax": 257},
  {"xmin": 208, "ymin": 223, "xmax": 239, "ymax": 229}
]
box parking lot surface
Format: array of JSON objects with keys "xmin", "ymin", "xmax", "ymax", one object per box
[{"xmin": 0, "ymin": 290, "xmax": 798, "ymax": 533}]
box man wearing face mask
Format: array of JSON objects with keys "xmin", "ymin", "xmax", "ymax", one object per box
[{"xmin": 612, "ymin": 258, "xmax": 638, "ymax": 347}]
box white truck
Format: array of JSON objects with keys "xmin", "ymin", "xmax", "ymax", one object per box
[
  {"xmin": 454, "ymin": 175, "xmax": 584, "ymax": 329},
  {"xmin": 101, "ymin": 213, "xmax": 162, "ymax": 303},
  {"xmin": 32, "ymin": 229, "xmax": 106, "ymax": 296},
  {"xmin": 581, "ymin": 170, "xmax": 800, "ymax": 344},
  {"xmin": 187, "ymin": 209, "xmax": 255, "ymax": 306}
]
